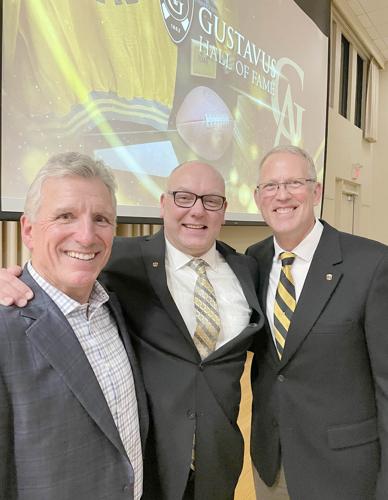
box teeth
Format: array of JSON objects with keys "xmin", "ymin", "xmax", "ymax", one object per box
[
  {"xmin": 66, "ymin": 251, "xmax": 96, "ymax": 261},
  {"xmin": 276, "ymin": 207, "xmax": 294, "ymax": 214},
  {"xmin": 185, "ymin": 224, "xmax": 205, "ymax": 229}
]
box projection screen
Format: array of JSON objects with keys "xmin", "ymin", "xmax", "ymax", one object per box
[{"xmin": 1, "ymin": 0, "xmax": 329, "ymax": 222}]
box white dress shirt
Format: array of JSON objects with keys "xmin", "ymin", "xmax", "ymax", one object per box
[
  {"xmin": 28, "ymin": 262, "xmax": 143, "ymax": 500},
  {"xmin": 266, "ymin": 219, "xmax": 324, "ymax": 347},
  {"xmin": 165, "ymin": 238, "xmax": 252, "ymax": 350}
]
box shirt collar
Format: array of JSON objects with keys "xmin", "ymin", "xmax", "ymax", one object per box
[
  {"xmin": 27, "ymin": 261, "xmax": 109, "ymax": 316},
  {"xmin": 164, "ymin": 236, "xmax": 218, "ymax": 271},
  {"xmin": 273, "ymin": 218, "xmax": 323, "ymax": 263}
]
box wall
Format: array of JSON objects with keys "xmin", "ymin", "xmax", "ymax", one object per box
[
  {"xmin": 323, "ymin": 66, "xmax": 387, "ymax": 243},
  {"xmin": 371, "ymin": 67, "xmax": 388, "ymax": 243},
  {"xmin": 220, "ymin": 224, "xmax": 273, "ymax": 253}
]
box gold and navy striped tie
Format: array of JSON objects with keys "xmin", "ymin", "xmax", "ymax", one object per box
[
  {"xmin": 274, "ymin": 252, "xmax": 296, "ymax": 359},
  {"xmin": 189, "ymin": 258, "xmax": 221, "ymax": 359}
]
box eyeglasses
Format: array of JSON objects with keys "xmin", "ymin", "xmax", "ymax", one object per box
[
  {"xmin": 168, "ymin": 191, "xmax": 226, "ymax": 211},
  {"xmin": 256, "ymin": 178, "xmax": 316, "ymax": 196}
]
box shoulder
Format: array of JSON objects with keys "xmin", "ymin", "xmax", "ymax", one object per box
[
  {"xmin": 216, "ymin": 239, "xmax": 251, "ymax": 261},
  {"xmin": 0, "ymin": 304, "xmax": 32, "ymax": 364},
  {"xmin": 246, "ymin": 235, "xmax": 273, "ymax": 258},
  {"xmin": 324, "ymin": 222, "xmax": 388, "ymax": 258},
  {"xmin": 111, "ymin": 235, "xmax": 145, "ymax": 254},
  {"xmin": 0, "ymin": 303, "xmax": 25, "ymax": 325},
  {"xmin": 216, "ymin": 239, "xmax": 259, "ymax": 273},
  {"xmin": 107, "ymin": 235, "xmax": 150, "ymax": 270}
]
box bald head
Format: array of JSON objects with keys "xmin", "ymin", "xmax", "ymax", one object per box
[{"xmin": 167, "ymin": 161, "xmax": 225, "ymax": 194}]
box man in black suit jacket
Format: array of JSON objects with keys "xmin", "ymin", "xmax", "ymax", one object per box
[
  {"xmin": 102, "ymin": 161, "xmax": 264, "ymax": 500},
  {"xmin": 0, "ymin": 153, "xmax": 148, "ymax": 500},
  {"xmin": 0, "ymin": 160, "xmax": 264, "ymax": 500},
  {"xmin": 247, "ymin": 145, "xmax": 388, "ymax": 499}
]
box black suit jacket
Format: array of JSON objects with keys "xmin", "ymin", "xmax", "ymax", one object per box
[
  {"xmin": 247, "ymin": 221, "xmax": 388, "ymax": 500},
  {"xmin": 101, "ymin": 228, "xmax": 264, "ymax": 500},
  {"xmin": 0, "ymin": 269, "xmax": 148, "ymax": 500}
]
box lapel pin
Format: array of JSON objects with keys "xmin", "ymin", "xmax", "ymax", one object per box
[
  {"xmin": 326, "ymin": 273, "xmax": 333, "ymax": 281},
  {"xmin": 152, "ymin": 261, "xmax": 159, "ymax": 268}
]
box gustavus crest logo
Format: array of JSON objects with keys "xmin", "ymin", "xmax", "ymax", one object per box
[{"xmin": 160, "ymin": 0, "xmax": 194, "ymax": 44}]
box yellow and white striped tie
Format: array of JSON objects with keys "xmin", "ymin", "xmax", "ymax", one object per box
[
  {"xmin": 189, "ymin": 258, "xmax": 221, "ymax": 359},
  {"xmin": 274, "ymin": 252, "xmax": 296, "ymax": 359}
]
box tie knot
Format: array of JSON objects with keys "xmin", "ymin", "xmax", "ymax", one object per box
[
  {"xmin": 280, "ymin": 252, "xmax": 295, "ymax": 267},
  {"xmin": 189, "ymin": 258, "xmax": 208, "ymax": 275}
]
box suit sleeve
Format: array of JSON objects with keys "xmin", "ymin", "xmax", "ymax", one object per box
[
  {"xmin": 0, "ymin": 331, "xmax": 15, "ymax": 499},
  {"xmin": 364, "ymin": 250, "xmax": 388, "ymax": 498}
]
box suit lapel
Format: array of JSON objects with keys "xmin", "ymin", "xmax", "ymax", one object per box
[
  {"xmin": 20, "ymin": 273, "xmax": 128, "ymax": 459},
  {"xmin": 107, "ymin": 292, "xmax": 149, "ymax": 452},
  {"xmin": 139, "ymin": 229, "xmax": 195, "ymax": 349},
  {"xmin": 257, "ymin": 239, "xmax": 275, "ymax": 312},
  {"xmin": 256, "ymin": 238, "xmax": 280, "ymax": 365},
  {"xmin": 280, "ymin": 223, "xmax": 343, "ymax": 367}
]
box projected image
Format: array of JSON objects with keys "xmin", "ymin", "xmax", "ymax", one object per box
[{"xmin": 1, "ymin": 0, "xmax": 329, "ymax": 221}]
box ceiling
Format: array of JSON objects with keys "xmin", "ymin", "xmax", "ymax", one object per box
[{"xmin": 345, "ymin": 0, "xmax": 388, "ymax": 62}]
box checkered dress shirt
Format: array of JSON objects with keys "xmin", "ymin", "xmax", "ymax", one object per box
[{"xmin": 28, "ymin": 263, "xmax": 143, "ymax": 499}]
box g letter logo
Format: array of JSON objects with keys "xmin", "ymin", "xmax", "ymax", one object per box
[{"xmin": 160, "ymin": 0, "xmax": 194, "ymax": 44}]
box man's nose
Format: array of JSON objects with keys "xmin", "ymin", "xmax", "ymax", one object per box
[
  {"xmin": 189, "ymin": 197, "xmax": 206, "ymax": 215},
  {"xmin": 74, "ymin": 218, "xmax": 96, "ymax": 245},
  {"xmin": 275, "ymin": 183, "xmax": 292, "ymax": 199}
]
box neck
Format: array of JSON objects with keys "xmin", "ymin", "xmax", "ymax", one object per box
[{"xmin": 275, "ymin": 219, "xmax": 316, "ymax": 251}]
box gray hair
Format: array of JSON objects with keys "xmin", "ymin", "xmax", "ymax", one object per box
[
  {"xmin": 259, "ymin": 145, "xmax": 317, "ymax": 180},
  {"xmin": 24, "ymin": 152, "xmax": 117, "ymax": 220}
]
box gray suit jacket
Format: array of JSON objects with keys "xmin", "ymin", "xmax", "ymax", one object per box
[
  {"xmin": 0, "ymin": 269, "xmax": 148, "ymax": 500},
  {"xmin": 247, "ymin": 221, "xmax": 388, "ymax": 500},
  {"xmin": 101, "ymin": 228, "xmax": 264, "ymax": 500}
]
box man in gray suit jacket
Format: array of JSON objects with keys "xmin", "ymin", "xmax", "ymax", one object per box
[
  {"xmin": 247, "ymin": 145, "xmax": 388, "ymax": 499},
  {"xmin": 0, "ymin": 153, "xmax": 148, "ymax": 500},
  {"xmin": 0, "ymin": 160, "xmax": 264, "ymax": 500}
]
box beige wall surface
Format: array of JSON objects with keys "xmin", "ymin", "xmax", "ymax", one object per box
[
  {"xmin": 371, "ymin": 68, "xmax": 388, "ymax": 244},
  {"xmin": 220, "ymin": 224, "xmax": 273, "ymax": 254},
  {"xmin": 323, "ymin": 66, "xmax": 388, "ymax": 244}
]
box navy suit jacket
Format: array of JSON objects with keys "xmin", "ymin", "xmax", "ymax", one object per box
[
  {"xmin": 247, "ymin": 221, "xmax": 388, "ymax": 500},
  {"xmin": 0, "ymin": 270, "xmax": 148, "ymax": 500},
  {"xmin": 101, "ymin": 228, "xmax": 264, "ymax": 500}
]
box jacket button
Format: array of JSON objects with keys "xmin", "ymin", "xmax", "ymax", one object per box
[
  {"xmin": 272, "ymin": 418, "xmax": 278, "ymax": 427},
  {"xmin": 278, "ymin": 374, "xmax": 285, "ymax": 382},
  {"xmin": 122, "ymin": 484, "xmax": 130, "ymax": 492},
  {"xmin": 187, "ymin": 409, "xmax": 196, "ymax": 419}
]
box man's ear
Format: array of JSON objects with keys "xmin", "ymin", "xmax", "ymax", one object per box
[
  {"xmin": 313, "ymin": 182, "xmax": 323, "ymax": 206},
  {"xmin": 160, "ymin": 193, "xmax": 166, "ymax": 219},
  {"xmin": 20, "ymin": 214, "xmax": 34, "ymax": 251},
  {"xmin": 221, "ymin": 200, "xmax": 227, "ymax": 224},
  {"xmin": 253, "ymin": 188, "xmax": 261, "ymax": 210}
]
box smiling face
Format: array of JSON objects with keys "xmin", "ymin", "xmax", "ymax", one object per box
[
  {"xmin": 21, "ymin": 175, "xmax": 115, "ymax": 303},
  {"xmin": 160, "ymin": 162, "xmax": 227, "ymax": 257},
  {"xmin": 255, "ymin": 151, "xmax": 322, "ymax": 250}
]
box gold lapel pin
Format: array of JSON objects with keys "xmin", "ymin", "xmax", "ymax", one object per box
[
  {"xmin": 326, "ymin": 273, "xmax": 333, "ymax": 281},
  {"xmin": 152, "ymin": 261, "xmax": 159, "ymax": 268}
]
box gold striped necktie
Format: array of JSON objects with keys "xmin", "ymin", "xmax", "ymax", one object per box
[
  {"xmin": 274, "ymin": 252, "xmax": 296, "ymax": 359},
  {"xmin": 189, "ymin": 258, "xmax": 221, "ymax": 359}
]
